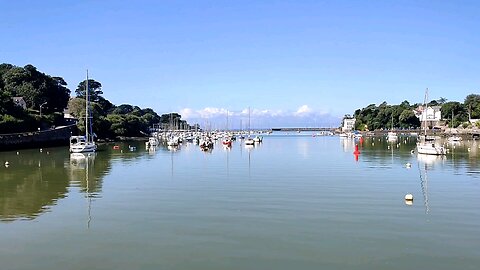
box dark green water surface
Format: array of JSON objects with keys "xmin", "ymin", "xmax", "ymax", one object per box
[{"xmin": 1, "ymin": 134, "xmax": 479, "ymax": 269}]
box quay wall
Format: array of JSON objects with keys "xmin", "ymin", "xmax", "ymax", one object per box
[{"xmin": 0, "ymin": 125, "xmax": 76, "ymax": 151}]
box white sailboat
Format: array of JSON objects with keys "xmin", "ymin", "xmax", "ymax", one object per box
[
  {"xmin": 386, "ymin": 115, "xmax": 398, "ymax": 141},
  {"xmin": 70, "ymin": 70, "xmax": 97, "ymax": 153},
  {"xmin": 416, "ymin": 88, "xmax": 445, "ymax": 155},
  {"xmin": 245, "ymin": 107, "xmax": 254, "ymax": 146}
]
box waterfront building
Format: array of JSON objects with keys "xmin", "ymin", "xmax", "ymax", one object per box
[
  {"xmin": 342, "ymin": 118, "xmax": 356, "ymax": 132},
  {"xmin": 414, "ymin": 105, "xmax": 442, "ymax": 129},
  {"xmin": 12, "ymin": 97, "xmax": 27, "ymax": 110}
]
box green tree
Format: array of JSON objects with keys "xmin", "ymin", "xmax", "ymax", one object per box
[
  {"xmin": 399, "ymin": 109, "xmax": 420, "ymax": 128},
  {"xmin": 75, "ymin": 79, "xmax": 103, "ymax": 102},
  {"xmin": 112, "ymin": 104, "xmax": 134, "ymax": 115},
  {"xmin": 67, "ymin": 98, "xmax": 86, "ymax": 119},
  {"xmin": 106, "ymin": 114, "xmax": 127, "ymax": 136},
  {"xmin": 96, "ymin": 96, "xmax": 114, "ymax": 115},
  {"xmin": 0, "ymin": 64, "xmax": 70, "ymax": 112},
  {"xmin": 441, "ymin": 101, "xmax": 468, "ymax": 128},
  {"xmin": 464, "ymin": 94, "xmax": 480, "ymax": 119}
]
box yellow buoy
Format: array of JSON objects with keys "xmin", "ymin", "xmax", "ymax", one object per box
[
  {"xmin": 5, "ymin": 161, "xmax": 10, "ymax": 167},
  {"xmin": 405, "ymin": 194, "xmax": 414, "ymax": 201}
]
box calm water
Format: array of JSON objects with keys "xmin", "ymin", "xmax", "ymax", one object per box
[{"xmin": 1, "ymin": 134, "xmax": 480, "ymax": 270}]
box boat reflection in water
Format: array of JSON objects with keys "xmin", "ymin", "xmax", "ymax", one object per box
[
  {"xmin": 416, "ymin": 153, "xmax": 444, "ymax": 213},
  {"xmin": 69, "ymin": 152, "xmax": 97, "ymax": 228}
]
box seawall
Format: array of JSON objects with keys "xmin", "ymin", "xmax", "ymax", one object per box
[{"xmin": 0, "ymin": 125, "xmax": 76, "ymax": 151}]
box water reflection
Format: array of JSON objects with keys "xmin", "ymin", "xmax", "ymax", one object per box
[
  {"xmin": 0, "ymin": 145, "xmax": 113, "ymax": 222},
  {"xmin": 1, "ymin": 137, "xmax": 479, "ymax": 223},
  {"xmin": 0, "ymin": 150, "xmax": 70, "ymax": 222},
  {"xmin": 69, "ymin": 153, "xmax": 96, "ymax": 228},
  {"xmin": 416, "ymin": 154, "xmax": 444, "ymax": 214}
]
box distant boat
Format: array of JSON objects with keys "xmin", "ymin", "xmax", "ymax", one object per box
[
  {"xmin": 70, "ymin": 70, "xmax": 97, "ymax": 153},
  {"xmin": 387, "ymin": 115, "xmax": 398, "ymax": 141},
  {"xmin": 244, "ymin": 107, "xmax": 255, "ymax": 146},
  {"xmin": 167, "ymin": 136, "xmax": 179, "ymax": 147},
  {"xmin": 387, "ymin": 131, "xmax": 398, "ymax": 141},
  {"xmin": 447, "ymin": 136, "xmax": 462, "ymax": 142},
  {"xmin": 244, "ymin": 138, "xmax": 255, "ymax": 145},
  {"xmin": 222, "ymin": 138, "xmax": 232, "ymax": 147},
  {"xmin": 146, "ymin": 136, "xmax": 159, "ymax": 147},
  {"xmin": 200, "ymin": 137, "xmax": 214, "ymax": 150},
  {"xmin": 416, "ymin": 89, "xmax": 446, "ymax": 155}
]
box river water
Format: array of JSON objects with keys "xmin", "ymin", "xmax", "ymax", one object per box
[{"xmin": 1, "ymin": 134, "xmax": 479, "ymax": 269}]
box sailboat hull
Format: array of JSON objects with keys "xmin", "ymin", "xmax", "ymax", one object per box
[
  {"xmin": 416, "ymin": 142, "xmax": 446, "ymax": 155},
  {"xmin": 70, "ymin": 142, "xmax": 97, "ymax": 153}
]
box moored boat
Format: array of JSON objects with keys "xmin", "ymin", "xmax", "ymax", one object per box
[
  {"xmin": 416, "ymin": 89, "xmax": 445, "ymax": 156},
  {"xmin": 70, "ymin": 70, "xmax": 97, "ymax": 153}
]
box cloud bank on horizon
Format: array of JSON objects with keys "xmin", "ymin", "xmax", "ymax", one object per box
[{"xmin": 179, "ymin": 105, "xmax": 341, "ymax": 129}]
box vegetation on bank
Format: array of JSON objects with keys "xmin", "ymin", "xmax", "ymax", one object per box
[
  {"xmin": 0, "ymin": 63, "xmax": 192, "ymax": 137},
  {"xmin": 350, "ymin": 95, "xmax": 480, "ymax": 131}
]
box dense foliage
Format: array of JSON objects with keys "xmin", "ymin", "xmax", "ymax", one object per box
[
  {"xmin": 353, "ymin": 101, "xmax": 421, "ymax": 130},
  {"xmin": 0, "ymin": 63, "xmax": 191, "ymax": 136},
  {"xmin": 351, "ymin": 95, "xmax": 480, "ymax": 130}
]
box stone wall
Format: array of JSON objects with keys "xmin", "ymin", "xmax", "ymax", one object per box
[{"xmin": 0, "ymin": 125, "xmax": 76, "ymax": 151}]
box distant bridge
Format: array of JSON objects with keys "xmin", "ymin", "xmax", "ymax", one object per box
[{"xmin": 271, "ymin": 127, "xmax": 337, "ymax": 132}]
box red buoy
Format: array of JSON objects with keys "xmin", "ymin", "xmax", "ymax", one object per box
[{"xmin": 353, "ymin": 144, "xmax": 360, "ymax": 155}]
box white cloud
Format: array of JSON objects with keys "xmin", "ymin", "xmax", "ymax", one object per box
[
  {"xmin": 179, "ymin": 105, "xmax": 341, "ymax": 128},
  {"xmin": 180, "ymin": 107, "xmax": 228, "ymax": 119},
  {"xmin": 294, "ymin": 105, "xmax": 312, "ymax": 116},
  {"xmin": 179, "ymin": 108, "xmax": 195, "ymax": 119}
]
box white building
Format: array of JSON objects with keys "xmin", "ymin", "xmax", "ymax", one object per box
[
  {"xmin": 342, "ymin": 118, "xmax": 356, "ymax": 132},
  {"xmin": 12, "ymin": 97, "xmax": 27, "ymax": 110},
  {"xmin": 414, "ymin": 105, "xmax": 442, "ymax": 128}
]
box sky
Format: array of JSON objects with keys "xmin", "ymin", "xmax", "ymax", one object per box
[{"xmin": 1, "ymin": 0, "xmax": 479, "ymax": 128}]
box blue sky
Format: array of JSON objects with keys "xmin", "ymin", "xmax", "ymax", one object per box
[{"xmin": 2, "ymin": 0, "xmax": 479, "ymax": 127}]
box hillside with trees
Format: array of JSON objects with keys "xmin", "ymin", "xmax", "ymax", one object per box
[
  {"xmin": 350, "ymin": 95, "xmax": 480, "ymax": 131},
  {"xmin": 0, "ymin": 63, "xmax": 192, "ymax": 137}
]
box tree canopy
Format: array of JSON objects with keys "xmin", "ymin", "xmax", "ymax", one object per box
[
  {"xmin": 75, "ymin": 79, "xmax": 103, "ymax": 102},
  {"xmin": 351, "ymin": 93, "xmax": 480, "ymax": 130},
  {"xmin": 0, "ymin": 62, "xmax": 193, "ymax": 136},
  {"xmin": 0, "ymin": 63, "xmax": 70, "ymax": 113}
]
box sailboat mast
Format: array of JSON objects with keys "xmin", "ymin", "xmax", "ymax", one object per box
[
  {"xmin": 85, "ymin": 70, "xmax": 89, "ymax": 142},
  {"xmin": 248, "ymin": 107, "xmax": 251, "ymax": 136},
  {"xmin": 423, "ymin": 88, "xmax": 428, "ymax": 139}
]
